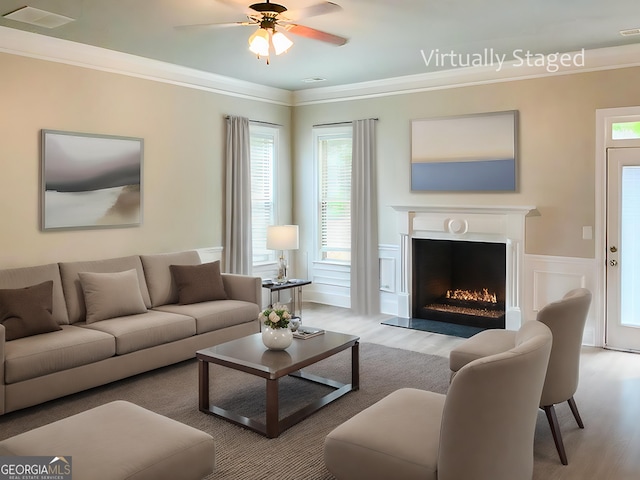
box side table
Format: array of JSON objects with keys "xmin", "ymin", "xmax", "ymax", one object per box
[{"xmin": 262, "ymin": 279, "xmax": 311, "ymax": 318}]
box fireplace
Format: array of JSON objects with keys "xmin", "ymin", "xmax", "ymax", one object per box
[
  {"xmin": 412, "ymin": 239, "xmax": 506, "ymax": 329},
  {"xmin": 392, "ymin": 204, "xmax": 538, "ymax": 331}
]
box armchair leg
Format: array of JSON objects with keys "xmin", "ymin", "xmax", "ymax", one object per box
[
  {"xmin": 567, "ymin": 396, "xmax": 584, "ymax": 428},
  {"xmin": 543, "ymin": 405, "xmax": 568, "ymax": 465}
]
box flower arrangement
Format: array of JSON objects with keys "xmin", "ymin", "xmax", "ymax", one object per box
[{"xmin": 259, "ymin": 304, "xmax": 292, "ymax": 329}]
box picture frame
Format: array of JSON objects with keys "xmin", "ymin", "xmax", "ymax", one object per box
[
  {"xmin": 41, "ymin": 130, "xmax": 144, "ymax": 230},
  {"xmin": 411, "ymin": 110, "xmax": 518, "ymax": 191}
]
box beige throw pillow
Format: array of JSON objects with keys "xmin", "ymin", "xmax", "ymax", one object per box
[
  {"xmin": 169, "ymin": 261, "xmax": 228, "ymax": 305},
  {"xmin": 0, "ymin": 281, "xmax": 62, "ymax": 340},
  {"xmin": 79, "ymin": 269, "xmax": 148, "ymax": 324}
]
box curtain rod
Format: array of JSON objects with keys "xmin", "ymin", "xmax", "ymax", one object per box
[
  {"xmin": 313, "ymin": 118, "xmax": 379, "ymax": 127},
  {"xmin": 225, "ymin": 116, "xmax": 282, "ymax": 127}
]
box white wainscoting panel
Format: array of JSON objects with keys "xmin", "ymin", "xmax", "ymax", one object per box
[
  {"xmin": 524, "ymin": 254, "xmax": 600, "ymax": 346},
  {"xmin": 379, "ymin": 244, "xmax": 400, "ymax": 316},
  {"xmin": 305, "ymin": 261, "xmax": 351, "ymax": 308},
  {"xmin": 303, "ymin": 245, "xmax": 401, "ymax": 314},
  {"xmin": 196, "ymin": 247, "xmax": 223, "ymax": 263}
]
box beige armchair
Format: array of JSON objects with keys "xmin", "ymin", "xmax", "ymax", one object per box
[
  {"xmin": 449, "ymin": 288, "xmax": 592, "ymax": 465},
  {"xmin": 324, "ymin": 321, "xmax": 552, "ymax": 480}
]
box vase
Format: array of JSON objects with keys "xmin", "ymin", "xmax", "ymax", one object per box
[{"xmin": 262, "ymin": 326, "xmax": 293, "ymax": 350}]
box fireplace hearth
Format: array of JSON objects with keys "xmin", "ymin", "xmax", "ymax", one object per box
[{"xmin": 412, "ymin": 239, "xmax": 506, "ymax": 329}]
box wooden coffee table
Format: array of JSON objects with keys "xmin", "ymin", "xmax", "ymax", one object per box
[{"xmin": 196, "ymin": 330, "xmax": 360, "ymax": 438}]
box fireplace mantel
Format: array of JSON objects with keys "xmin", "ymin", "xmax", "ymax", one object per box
[
  {"xmin": 391, "ymin": 205, "xmax": 539, "ymax": 216},
  {"xmin": 392, "ymin": 205, "xmax": 538, "ymax": 330}
]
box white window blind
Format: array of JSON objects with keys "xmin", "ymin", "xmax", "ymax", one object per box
[
  {"xmin": 317, "ymin": 128, "xmax": 352, "ymax": 262},
  {"xmin": 250, "ymin": 125, "xmax": 277, "ymax": 265}
]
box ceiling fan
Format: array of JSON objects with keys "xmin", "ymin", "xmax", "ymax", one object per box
[{"xmin": 178, "ymin": 0, "xmax": 348, "ymax": 63}]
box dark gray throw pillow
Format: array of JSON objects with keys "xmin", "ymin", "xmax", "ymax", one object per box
[
  {"xmin": 0, "ymin": 281, "xmax": 62, "ymax": 341},
  {"xmin": 169, "ymin": 261, "xmax": 228, "ymax": 305}
]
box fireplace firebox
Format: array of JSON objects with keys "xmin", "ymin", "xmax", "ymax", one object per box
[{"xmin": 412, "ymin": 239, "xmax": 506, "ymax": 329}]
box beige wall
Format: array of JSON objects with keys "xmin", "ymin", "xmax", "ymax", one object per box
[
  {"xmin": 0, "ymin": 53, "xmax": 290, "ymax": 268},
  {"xmin": 292, "ymin": 67, "xmax": 640, "ymax": 259},
  {"xmin": 2, "ymin": 49, "xmax": 639, "ymax": 270}
]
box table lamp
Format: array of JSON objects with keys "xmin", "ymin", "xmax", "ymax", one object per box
[{"xmin": 267, "ymin": 225, "xmax": 299, "ymax": 283}]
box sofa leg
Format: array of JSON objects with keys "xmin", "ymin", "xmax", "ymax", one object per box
[
  {"xmin": 567, "ymin": 396, "xmax": 584, "ymax": 429},
  {"xmin": 544, "ymin": 404, "xmax": 568, "ymax": 465}
]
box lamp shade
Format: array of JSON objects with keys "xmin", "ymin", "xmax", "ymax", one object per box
[{"xmin": 267, "ymin": 225, "xmax": 299, "ymax": 251}]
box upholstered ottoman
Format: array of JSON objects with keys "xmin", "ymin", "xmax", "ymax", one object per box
[{"xmin": 0, "ymin": 401, "xmax": 215, "ymax": 480}]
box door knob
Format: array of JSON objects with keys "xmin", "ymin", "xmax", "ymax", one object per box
[{"xmin": 610, "ymin": 260, "xmax": 618, "ymax": 266}]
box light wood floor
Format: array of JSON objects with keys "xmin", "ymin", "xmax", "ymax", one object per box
[{"xmin": 302, "ymin": 302, "xmax": 640, "ymax": 480}]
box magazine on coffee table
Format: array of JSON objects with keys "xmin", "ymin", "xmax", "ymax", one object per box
[{"xmin": 293, "ymin": 326, "xmax": 325, "ymax": 339}]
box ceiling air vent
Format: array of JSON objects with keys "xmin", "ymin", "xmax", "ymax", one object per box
[
  {"xmin": 301, "ymin": 77, "xmax": 327, "ymax": 83},
  {"xmin": 619, "ymin": 28, "xmax": 640, "ymax": 37},
  {"xmin": 3, "ymin": 6, "xmax": 75, "ymax": 29}
]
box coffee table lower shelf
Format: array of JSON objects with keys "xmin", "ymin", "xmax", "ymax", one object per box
[
  {"xmin": 197, "ymin": 332, "xmax": 360, "ymax": 438},
  {"xmin": 199, "ymin": 369, "xmax": 356, "ymax": 438}
]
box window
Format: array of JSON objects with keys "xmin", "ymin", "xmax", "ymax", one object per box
[
  {"xmin": 250, "ymin": 124, "xmax": 278, "ymax": 265},
  {"xmin": 612, "ymin": 121, "xmax": 640, "ymax": 140},
  {"xmin": 316, "ymin": 127, "xmax": 352, "ymax": 263}
]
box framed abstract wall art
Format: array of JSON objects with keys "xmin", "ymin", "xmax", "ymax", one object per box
[
  {"xmin": 411, "ymin": 110, "xmax": 518, "ymax": 191},
  {"xmin": 41, "ymin": 130, "xmax": 143, "ymax": 230}
]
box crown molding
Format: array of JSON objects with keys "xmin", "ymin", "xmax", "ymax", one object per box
[
  {"xmin": 2, "ymin": 26, "xmax": 639, "ymax": 108},
  {"xmin": 0, "ymin": 26, "xmax": 293, "ymax": 106},
  {"xmin": 292, "ymin": 43, "xmax": 640, "ymax": 106}
]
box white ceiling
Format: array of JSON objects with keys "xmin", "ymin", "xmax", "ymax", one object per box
[{"xmin": 1, "ymin": 0, "xmax": 639, "ymax": 91}]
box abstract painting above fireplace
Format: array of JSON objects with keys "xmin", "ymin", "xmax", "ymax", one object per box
[{"xmin": 410, "ymin": 111, "xmax": 517, "ymax": 191}]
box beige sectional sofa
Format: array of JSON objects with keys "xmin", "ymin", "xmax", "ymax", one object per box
[{"xmin": 0, "ymin": 250, "xmax": 261, "ymax": 415}]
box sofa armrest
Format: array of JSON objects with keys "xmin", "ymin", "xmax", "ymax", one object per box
[
  {"xmin": 0, "ymin": 324, "xmax": 5, "ymax": 414},
  {"xmin": 221, "ymin": 274, "xmax": 261, "ymax": 306}
]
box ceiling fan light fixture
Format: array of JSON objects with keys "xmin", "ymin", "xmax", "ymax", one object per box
[
  {"xmin": 248, "ymin": 28, "xmax": 270, "ymax": 56},
  {"xmin": 272, "ymin": 30, "xmax": 293, "ymax": 55}
]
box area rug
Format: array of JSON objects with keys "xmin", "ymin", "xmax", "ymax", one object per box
[{"xmin": 0, "ymin": 343, "xmax": 450, "ymax": 479}]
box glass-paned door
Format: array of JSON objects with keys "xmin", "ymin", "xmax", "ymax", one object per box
[{"xmin": 606, "ymin": 147, "xmax": 640, "ymax": 350}]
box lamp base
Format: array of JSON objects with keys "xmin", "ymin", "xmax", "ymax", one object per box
[{"xmin": 275, "ymin": 255, "xmax": 288, "ymax": 283}]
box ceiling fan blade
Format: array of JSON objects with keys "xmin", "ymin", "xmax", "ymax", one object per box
[
  {"xmin": 174, "ymin": 21, "xmax": 254, "ymax": 31},
  {"xmin": 283, "ymin": 24, "xmax": 348, "ymax": 46},
  {"xmin": 284, "ymin": 2, "xmax": 342, "ymax": 21}
]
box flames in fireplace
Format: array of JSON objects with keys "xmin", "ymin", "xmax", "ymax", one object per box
[
  {"xmin": 423, "ymin": 287, "xmax": 505, "ymax": 323},
  {"xmin": 446, "ymin": 288, "xmax": 497, "ymax": 304}
]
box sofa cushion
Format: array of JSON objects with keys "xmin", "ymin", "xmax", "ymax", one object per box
[
  {"xmin": 4, "ymin": 325, "xmax": 116, "ymax": 384},
  {"xmin": 154, "ymin": 300, "xmax": 259, "ymax": 334},
  {"xmin": 0, "ymin": 263, "xmax": 69, "ymax": 325},
  {"xmin": 79, "ymin": 269, "xmax": 148, "ymax": 324},
  {"xmin": 169, "ymin": 261, "xmax": 227, "ymax": 305},
  {"xmin": 60, "ymin": 256, "xmax": 152, "ymax": 324},
  {"xmin": 0, "ymin": 281, "xmax": 62, "ymax": 340},
  {"xmin": 140, "ymin": 251, "xmax": 201, "ymax": 307},
  {"xmin": 81, "ymin": 310, "xmax": 196, "ymax": 355}
]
